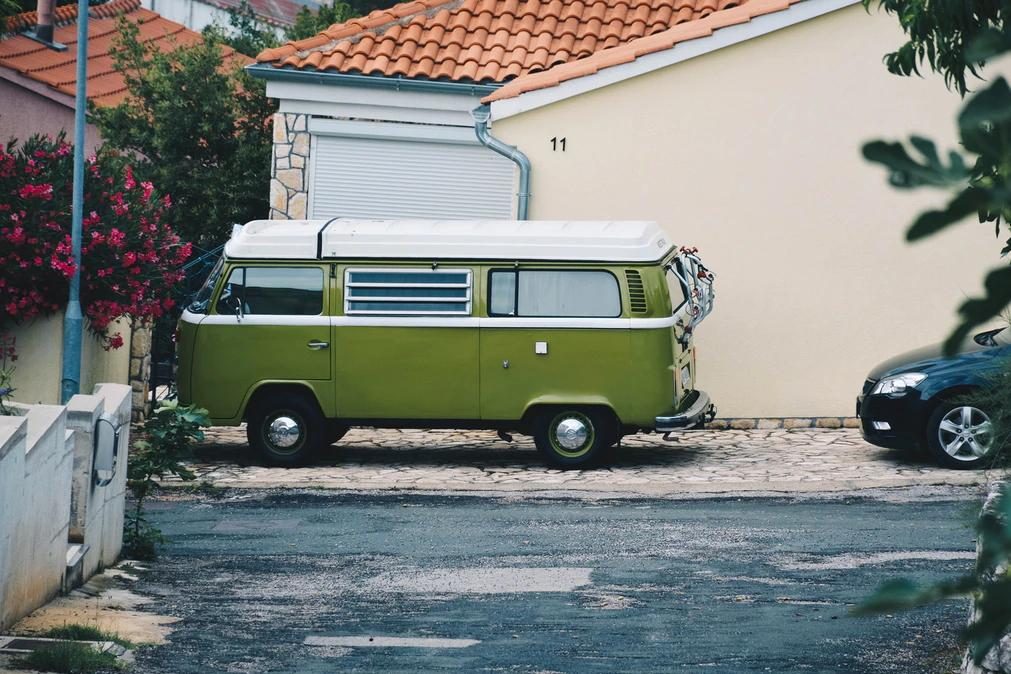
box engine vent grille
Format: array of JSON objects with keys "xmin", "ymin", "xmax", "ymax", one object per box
[{"xmin": 625, "ymin": 270, "xmax": 647, "ymax": 313}]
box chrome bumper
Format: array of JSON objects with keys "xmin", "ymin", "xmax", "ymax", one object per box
[{"xmin": 655, "ymin": 390, "xmax": 715, "ymax": 432}]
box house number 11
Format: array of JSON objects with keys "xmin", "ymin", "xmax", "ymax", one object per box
[{"xmin": 550, "ymin": 137, "xmax": 567, "ymax": 152}]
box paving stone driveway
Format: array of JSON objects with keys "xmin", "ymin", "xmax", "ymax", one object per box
[{"xmin": 173, "ymin": 426, "xmax": 1007, "ymax": 495}]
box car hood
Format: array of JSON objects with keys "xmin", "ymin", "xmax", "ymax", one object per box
[{"xmin": 867, "ymin": 339, "xmax": 1007, "ymax": 380}]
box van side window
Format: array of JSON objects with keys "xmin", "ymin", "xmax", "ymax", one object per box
[
  {"xmin": 344, "ymin": 268, "xmax": 472, "ymax": 315},
  {"xmin": 489, "ymin": 270, "xmax": 621, "ymax": 318},
  {"xmin": 215, "ymin": 267, "xmax": 324, "ymax": 316}
]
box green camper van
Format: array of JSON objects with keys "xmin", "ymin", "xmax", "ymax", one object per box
[{"xmin": 176, "ymin": 219, "xmax": 716, "ymax": 468}]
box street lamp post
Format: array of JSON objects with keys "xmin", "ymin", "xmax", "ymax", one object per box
[{"xmin": 60, "ymin": 0, "xmax": 88, "ymax": 403}]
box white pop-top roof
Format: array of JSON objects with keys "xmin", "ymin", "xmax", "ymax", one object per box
[{"xmin": 224, "ymin": 219, "xmax": 673, "ymax": 262}]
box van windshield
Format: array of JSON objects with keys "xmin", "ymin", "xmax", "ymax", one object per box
[{"xmin": 187, "ymin": 257, "xmax": 224, "ymax": 314}]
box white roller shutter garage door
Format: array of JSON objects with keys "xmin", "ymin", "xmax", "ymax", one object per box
[{"xmin": 309, "ymin": 121, "xmax": 516, "ymax": 220}]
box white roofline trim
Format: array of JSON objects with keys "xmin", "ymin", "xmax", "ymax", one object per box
[
  {"xmin": 489, "ymin": 0, "xmax": 860, "ymax": 121},
  {"xmin": 308, "ymin": 118, "xmax": 482, "ymax": 145}
]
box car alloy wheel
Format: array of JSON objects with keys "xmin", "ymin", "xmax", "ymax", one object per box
[{"xmin": 936, "ymin": 405, "xmax": 993, "ymax": 462}]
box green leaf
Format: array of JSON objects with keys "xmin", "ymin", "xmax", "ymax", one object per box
[
  {"xmin": 965, "ymin": 30, "xmax": 1011, "ymax": 63},
  {"xmin": 906, "ymin": 188, "xmax": 987, "ymax": 240},
  {"xmin": 943, "ymin": 266, "xmax": 1011, "ymax": 355},
  {"xmin": 959, "ymin": 78, "xmax": 1011, "ymax": 130}
]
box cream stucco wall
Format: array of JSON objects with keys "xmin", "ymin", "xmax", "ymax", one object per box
[
  {"xmin": 492, "ymin": 4, "xmax": 1007, "ymax": 418},
  {"xmin": 8, "ymin": 313, "xmax": 131, "ymax": 405}
]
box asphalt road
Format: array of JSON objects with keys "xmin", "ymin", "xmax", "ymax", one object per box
[{"xmin": 133, "ymin": 490, "xmax": 980, "ymax": 673}]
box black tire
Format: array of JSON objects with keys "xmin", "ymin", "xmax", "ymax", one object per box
[
  {"xmin": 925, "ymin": 401, "xmax": 994, "ymax": 470},
  {"xmin": 532, "ymin": 407, "xmax": 615, "ymax": 469},
  {"xmin": 326, "ymin": 421, "xmax": 349, "ymax": 445},
  {"xmin": 246, "ymin": 392, "xmax": 326, "ymax": 466}
]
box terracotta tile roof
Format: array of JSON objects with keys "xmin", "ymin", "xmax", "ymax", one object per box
[
  {"xmin": 0, "ymin": 0, "xmax": 250, "ymax": 108},
  {"xmin": 484, "ymin": 0, "xmax": 799, "ymax": 101},
  {"xmin": 255, "ymin": 0, "xmax": 800, "ymax": 91}
]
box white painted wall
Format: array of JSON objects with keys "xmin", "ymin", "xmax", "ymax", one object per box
[
  {"xmin": 66, "ymin": 384, "xmax": 131, "ymax": 581},
  {"xmin": 141, "ymin": 0, "xmax": 286, "ymax": 37},
  {"xmin": 0, "ymin": 384, "xmax": 132, "ymax": 630},
  {"xmin": 8, "ymin": 313, "xmax": 131, "ymax": 405},
  {"xmin": 0, "ymin": 405, "xmax": 73, "ymax": 630},
  {"xmin": 491, "ymin": 4, "xmax": 1011, "ymax": 418}
]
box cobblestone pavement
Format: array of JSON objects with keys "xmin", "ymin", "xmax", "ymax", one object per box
[{"xmin": 169, "ymin": 426, "xmax": 1008, "ymax": 496}]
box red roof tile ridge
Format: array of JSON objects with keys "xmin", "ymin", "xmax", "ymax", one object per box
[
  {"xmin": 3, "ymin": 0, "xmax": 140, "ymax": 35},
  {"xmin": 483, "ymin": 0, "xmax": 799, "ymax": 102}
]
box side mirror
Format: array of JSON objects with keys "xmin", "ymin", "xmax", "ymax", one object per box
[{"xmin": 93, "ymin": 417, "xmax": 119, "ymax": 488}]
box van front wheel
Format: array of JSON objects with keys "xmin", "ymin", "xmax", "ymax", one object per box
[
  {"xmin": 533, "ymin": 408, "xmax": 613, "ymax": 469},
  {"xmin": 246, "ymin": 394, "xmax": 325, "ymax": 466}
]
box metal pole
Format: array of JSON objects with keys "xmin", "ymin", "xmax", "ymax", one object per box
[{"xmin": 60, "ymin": 0, "xmax": 88, "ymax": 403}]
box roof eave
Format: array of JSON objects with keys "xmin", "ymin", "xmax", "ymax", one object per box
[
  {"xmin": 485, "ymin": 0, "xmax": 861, "ymax": 118},
  {"xmin": 246, "ymin": 63, "xmax": 502, "ymax": 97}
]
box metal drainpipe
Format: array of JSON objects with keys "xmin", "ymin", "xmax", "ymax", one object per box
[{"xmin": 472, "ymin": 104, "xmax": 530, "ymax": 220}]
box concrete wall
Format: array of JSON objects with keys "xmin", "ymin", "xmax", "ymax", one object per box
[
  {"xmin": 66, "ymin": 384, "xmax": 131, "ymax": 581},
  {"xmin": 8, "ymin": 312, "xmax": 131, "ymax": 405},
  {"xmin": 0, "ymin": 384, "xmax": 132, "ymax": 630},
  {"xmin": 0, "ymin": 79, "xmax": 101, "ymax": 152},
  {"xmin": 491, "ymin": 5, "xmax": 1009, "ymax": 418},
  {"xmin": 0, "ymin": 406, "xmax": 74, "ymax": 630}
]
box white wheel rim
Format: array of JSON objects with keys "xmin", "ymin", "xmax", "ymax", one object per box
[{"xmin": 938, "ymin": 406, "xmax": 993, "ymax": 462}]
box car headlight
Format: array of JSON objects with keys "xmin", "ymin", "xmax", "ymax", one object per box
[{"xmin": 871, "ymin": 373, "xmax": 927, "ymax": 397}]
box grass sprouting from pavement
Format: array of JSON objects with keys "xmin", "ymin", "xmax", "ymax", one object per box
[
  {"xmin": 14, "ymin": 640, "xmax": 121, "ymax": 673},
  {"xmin": 40, "ymin": 625, "xmax": 134, "ymax": 649}
]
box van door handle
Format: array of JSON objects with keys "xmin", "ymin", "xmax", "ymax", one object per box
[{"xmin": 307, "ymin": 340, "xmax": 329, "ymax": 350}]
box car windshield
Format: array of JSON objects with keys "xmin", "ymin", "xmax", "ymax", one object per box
[{"xmin": 187, "ymin": 257, "xmax": 224, "ymax": 314}]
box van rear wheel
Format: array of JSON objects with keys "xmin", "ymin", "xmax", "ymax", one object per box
[
  {"xmin": 246, "ymin": 393, "xmax": 325, "ymax": 466},
  {"xmin": 533, "ymin": 407, "xmax": 614, "ymax": 469}
]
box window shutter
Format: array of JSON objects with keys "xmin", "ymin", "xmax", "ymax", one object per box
[{"xmin": 310, "ymin": 134, "xmax": 516, "ymax": 220}]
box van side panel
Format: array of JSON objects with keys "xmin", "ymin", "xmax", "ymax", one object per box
[
  {"xmin": 333, "ymin": 326, "xmax": 480, "ymax": 419},
  {"xmin": 627, "ymin": 327, "xmax": 679, "ymax": 425},
  {"xmin": 176, "ymin": 313, "xmax": 199, "ymax": 405},
  {"xmin": 479, "ymin": 328, "xmax": 633, "ymax": 422},
  {"xmin": 191, "ymin": 322, "xmax": 333, "ymax": 421}
]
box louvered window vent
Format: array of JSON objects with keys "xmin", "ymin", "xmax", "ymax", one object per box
[{"xmin": 625, "ymin": 270, "xmax": 647, "ymax": 313}]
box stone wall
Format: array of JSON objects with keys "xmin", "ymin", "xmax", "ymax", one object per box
[
  {"xmin": 129, "ymin": 320, "xmax": 152, "ymax": 422},
  {"xmin": 709, "ymin": 417, "xmax": 862, "ymax": 430},
  {"xmin": 270, "ymin": 113, "xmax": 310, "ymax": 220},
  {"xmin": 962, "ymin": 482, "xmax": 1011, "ymax": 674}
]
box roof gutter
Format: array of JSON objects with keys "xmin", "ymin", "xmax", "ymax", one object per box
[
  {"xmin": 245, "ymin": 63, "xmax": 501, "ymax": 97},
  {"xmin": 472, "ymin": 104, "xmax": 530, "ymax": 220}
]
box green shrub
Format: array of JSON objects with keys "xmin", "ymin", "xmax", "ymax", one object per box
[
  {"xmin": 15, "ymin": 641, "xmax": 121, "ymax": 673},
  {"xmin": 124, "ymin": 400, "xmax": 209, "ymax": 560}
]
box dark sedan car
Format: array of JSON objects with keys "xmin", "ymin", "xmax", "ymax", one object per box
[{"xmin": 858, "ymin": 327, "xmax": 1011, "ymax": 469}]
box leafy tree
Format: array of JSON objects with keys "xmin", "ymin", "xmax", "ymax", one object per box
[
  {"xmin": 91, "ymin": 18, "xmax": 273, "ymax": 247},
  {"xmin": 286, "ymin": 0, "xmax": 352, "ymax": 41},
  {"xmin": 202, "ymin": 0, "xmax": 279, "ymax": 58},
  {"xmin": 859, "ymin": 3, "xmax": 1011, "ymax": 664},
  {"xmin": 861, "ymin": 0, "xmax": 1011, "ymax": 353}
]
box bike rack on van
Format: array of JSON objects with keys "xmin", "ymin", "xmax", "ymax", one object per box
[{"xmin": 669, "ymin": 247, "xmax": 716, "ymax": 339}]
